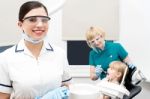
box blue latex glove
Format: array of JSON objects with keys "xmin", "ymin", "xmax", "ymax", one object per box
[
  {"xmin": 127, "ymin": 63, "xmax": 135, "ymax": 69},
  {"xmin": 124, "ymin": 61, "xmax": 136, "ymax": 69},
  {"xmin": 35, "ymin": 87, "xmax": 70, "ymax": 99},
  {"xmin": 95, "ymin": 65, "xmax": 103, "ymax": 77}
]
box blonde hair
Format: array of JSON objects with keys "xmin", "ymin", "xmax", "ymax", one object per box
[
  {"xmin": 109, "ymin": 61, "xmax": 128, "ymax": 82},
  {"xmin": 85, "ymin": 26, "xmax": 106, "ymax": 48}
]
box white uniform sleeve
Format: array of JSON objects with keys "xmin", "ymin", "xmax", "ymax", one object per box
[
  {"xmin": 61, "ymin": 51, "xmax": 72, "ymax": 85},
  {"xmin": 0, "ymin": 54, "xmax": 13, "ymax": 94}
]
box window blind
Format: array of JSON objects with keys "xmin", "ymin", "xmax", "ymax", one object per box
[{"xmin": 62, "ymin": 0, "xmax": 119, "ymax": 40}]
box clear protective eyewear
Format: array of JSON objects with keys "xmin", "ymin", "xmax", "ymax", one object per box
[
  {"xmin": 89, "ymin": 35, "xmax": 103, "ymax": 46},
  {"xmin": 22, "ymin": 16, "xmax": 51, "ymax": 24}
]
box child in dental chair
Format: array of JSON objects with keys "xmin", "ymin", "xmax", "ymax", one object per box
[{"xmin": 100, "ymin": 61, "xmax": 128, "ymax": 99}]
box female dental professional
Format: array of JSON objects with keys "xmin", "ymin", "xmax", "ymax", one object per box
[{"xmin": 0, "ymin": 1, "xmax": 71, "ymax": 99}]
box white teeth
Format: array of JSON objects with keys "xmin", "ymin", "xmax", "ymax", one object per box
[
  {"xmin": 34, "ymin": 30, "xmax": 43, "ymax": 31},
  {"xmin": 33, "ymin": 30, "xmax": 44, "ymax": 33}
]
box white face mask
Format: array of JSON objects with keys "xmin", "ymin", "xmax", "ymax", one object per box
[{"xmin": 22, "ymin": 32, "xmax": 45, "ymax": 44}]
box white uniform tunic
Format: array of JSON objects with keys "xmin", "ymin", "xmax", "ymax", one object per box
[{"xmin": 0, "ymin": 39, "xmax": 71, "ymax": 98}]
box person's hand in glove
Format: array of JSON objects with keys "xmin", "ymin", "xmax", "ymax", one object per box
[
  {"xmin": 35, "ymin": 86, "xmax": 70, "ymax": 99},
  {"xmin": 95, "ymin": 65, "xmax": 104, "ymax": 78}
]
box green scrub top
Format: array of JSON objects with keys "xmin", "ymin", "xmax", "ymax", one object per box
[{"xmin": 89, "ymin": 41, "xmax": 128, "ymax": 79}]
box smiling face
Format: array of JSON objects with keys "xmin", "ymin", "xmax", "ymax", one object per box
[
  {"xmin": 86, "ymin": 27, "xmax": 105, "ymax": 49},
  {"xmin": 89, "ymin": 34, "xmax": 105, "ymax": 49},
  {"xmin": 18, "ymin": 7, "xmax": 49, "ymax": 41}
]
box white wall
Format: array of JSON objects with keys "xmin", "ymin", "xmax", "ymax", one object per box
[
  {"xmin": 119, "ymin": 0, "xmax": 150, "ymax": 98},
  {"xmin": 119, "ymin": 0, "xmax": 150, "ymax": 82},
  {"xmin": 0, "ymin": 0, "xmax": 32, "ymax": 46}
]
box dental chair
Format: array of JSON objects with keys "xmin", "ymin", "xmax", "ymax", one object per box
[
  {"xmin": 123, "ymin": 67, "xmax": 142, "ymax": 99},
  {"xmin": 123, "ymin": 84, "xmax": 142, "ymax": 99}
]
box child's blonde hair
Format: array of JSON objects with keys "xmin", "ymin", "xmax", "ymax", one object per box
[{"xmin": 109, "ymin": 61, "xmax": 128, "ymax": 83}]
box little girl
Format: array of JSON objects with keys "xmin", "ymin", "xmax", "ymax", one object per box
[{"xmin": 101, "ymin": 61, "xmax": 128, "ymax": 99}]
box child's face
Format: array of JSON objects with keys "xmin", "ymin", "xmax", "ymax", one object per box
[{"xmin": 107, "ymin": 67, "xmax": 120, "ymax": 81}]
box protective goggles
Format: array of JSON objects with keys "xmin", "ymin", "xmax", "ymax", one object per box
[
  {"xmin": 22, "ymin": 16, "xmax": 51, "ymax": 24},
  {"xmin": 88, "ymin": 35, "xmax": 103, "ymax": 45}
]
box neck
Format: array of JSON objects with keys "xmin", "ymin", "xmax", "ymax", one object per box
[
  {"xmin": 111, "ymin": 79, "xmax": 119, "ymax": 83},
  {"xmin": 25, "ymin": 40, "xmax": 43, "ymax": 59},
  {"xmin": 108, "ymin": 77, "xmax": 119, "ymax": 84}
]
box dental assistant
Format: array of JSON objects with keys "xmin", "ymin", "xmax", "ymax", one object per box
[{"xmin": 0, "ymin": 1, "xmax": 71, "ymax": 99}]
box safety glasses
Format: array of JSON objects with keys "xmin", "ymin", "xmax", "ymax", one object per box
[
  {"xmin": 89, "ymin": 35, "xmax": 103, "ymax": 45},
  {"xmin": 22, "ymin": 16, "xmax": 51, "ymax": 24}
]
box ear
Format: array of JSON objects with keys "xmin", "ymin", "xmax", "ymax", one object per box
[
  {"xmin": 116, "ymin": 72, "xmax": 122, "ymax": 78},
  {"xmin": 18, "ymin": 21, "xmax": 22, "ymax": 27}
]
